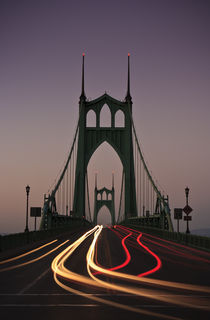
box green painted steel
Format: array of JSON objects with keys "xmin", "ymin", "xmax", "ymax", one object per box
[
  {"xmin": 40, "ymin": 54, "xmax": 174, "ymax": 232},
  {"xmin": 94, "ymin": 186, "xmax": 115, "ymax": 225},
  {"xmin": 73, "ymin": 91, "xmax": 137, "ymax": 221}
]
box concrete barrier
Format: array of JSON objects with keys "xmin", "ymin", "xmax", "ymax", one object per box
[{"xmin": 0, "ymin": 218, "xmax": 92, "ymax": 252}]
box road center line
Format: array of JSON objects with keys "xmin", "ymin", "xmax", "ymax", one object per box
[{"xmin": 18, "ymin": 268, "xmax": 51, "ymax": 295}]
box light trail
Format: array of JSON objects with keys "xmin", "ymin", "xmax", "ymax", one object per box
[
  {"xmin": 118, "ymin": 225, "xmax": 210, "ymax": 262},
  {"xmin": 51, "ymin": 225, "xmax": 210, "ymax": 318},
  {"xmin": 93, "ymin": 227, "xmax": 210, "ymax": 293},
  {"xmin": 93, "ymin": 230, "xmax": 132, "ymax": 275},
  {"xmin": 136, "ymin": 233, "xmax": 162, "ymax": 277},
  {"xmin": 0, "ymin": 240, "xmax": 58, "ymax": 265},
  {"xmin": 53, "ymin": 272, "xmax": 181, "ymax": 320},
  {"xmin": 86, "ymin": 226, "xmax": 210, "ymax": 311},
  {"xmin": 109, "ymin": 227, "xmax": 162, "ymax": 277},
  {"xmin": 107, "ymin": 231, "xmax": 132, "ymax": 271},
  {"xmin": 51, "ymin": 226, "xmax": 102, "ymax": 288},
  {"xmin": 0, "ymin": 240, "xmax": 68, "ymax": 272},
  {"xmin": 52, "ymin": 226, "xmax": 182, "ymax": 319}
]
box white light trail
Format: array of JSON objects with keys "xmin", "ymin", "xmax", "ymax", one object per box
[
  {"xmin": 51, "ymin": 226, "xmax": 210, "ymax": 319},
  {"xmin": 0, "ymin": 240, "xmax": 68, "ymax": 272},
  {"xmin": 0, "ymin": 239, "xmax": 58, "ymax": 265}
]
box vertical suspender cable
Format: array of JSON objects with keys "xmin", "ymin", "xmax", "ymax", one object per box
[
  {"xmin": 153, "ymin": 188, "xmax": 155, "ymax": 214},
  {"xmin": 150, "ymin": 184, "xmax": 152, "ymax": 215},
  {"xmin": 86, "ymin": 172, "xmax": 92, "ymax": 222},
  {"xmin": 62, "ymin": 176, "xmax": 64, "ymax": 214},
  {"xmin": 69, "ymin": 161, "xmax": 71, "ymax": 213},
  {"xmin": 49, "ymin": 114, "xmax": 80, "ymax": 213},
  {"xmin": 147, "ymin": 175, "xmax": 149, "ymax": 212},
  {"xmin": 143, "ymin": 169, "xmax": 145, "ymax": 216},
  {"xmin": 139, "ymin": 160, "xmax": 141, "ymax": 217},
  {"xmin": 117, "ymin": 170, "xmax": 124, "ymax": 223},
  {"xmin": 58, "ymin": 186, "xmax": 60, "ymax": 213},
  {"xmin": 137, "ymin": 149, "xmax": 139, "ymax": 216},
  {"xmin": 73, "ymin": 143, "xmax": 75, "ymax": 209},
  {"xmin": 146, "ymin": 175, "xmax": 148, "ymax": 213},
  {"xmin": 66, "ymin": 167, "xmax": 68, "ymax": 215}
]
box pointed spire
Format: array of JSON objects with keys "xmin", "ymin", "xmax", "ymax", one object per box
[
  {"xmin": 80, "ymin": 53, "xmax": 86, "ymax": 101},
  {"xmin": 126, "ymin": 53, "xmax": 132, "ymax": 102}
]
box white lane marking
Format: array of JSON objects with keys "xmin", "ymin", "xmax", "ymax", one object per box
[
  {"xmin": 0, "ymin": 304, "xmax": 208, "ymax": 308},
  {"xmin": 0, "ymin": 293, "xmax": 210, "ymax": 298},
  {"xmin": 18, "ymin": 268, "xmax": 50, "ymax": 294},
  {"xmin": 0, "ymin": 304, "xmax": 99, "ymax": 307}
]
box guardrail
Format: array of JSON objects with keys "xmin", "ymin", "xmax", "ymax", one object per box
[
  {"xmin": 121, "ymin": 220, "xmax": 210, "ymax": 252},
  {"xmin": 0, "ymin": 218, "xmax": 92, "ymax": 252}
]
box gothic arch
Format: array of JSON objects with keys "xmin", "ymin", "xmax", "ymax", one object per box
[
  {"xmin": 86, "ymin": 109, "xmax": 96, "ymax": 127},
  {"xmin": 97, "ymin": 205, "xmax": 112, "ymax": 225},
  {"xmin": 100, "ymin": 104, "xmax": 111, "ymax": 127},
  {"xmin": 86, "ymin": 138, "xmax": 125, "ymax": 169},
  {"xmin": 102, "ymin": 191, "xmax": 106, "ymax": 200},
  {"xmin": 115, "ymin": 109, "xmax": 125, "ymax": 127}
]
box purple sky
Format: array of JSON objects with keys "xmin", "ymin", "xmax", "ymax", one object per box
[{"xmin": 1, "ymin": 0, "xmax": 210, "ymax": 233}]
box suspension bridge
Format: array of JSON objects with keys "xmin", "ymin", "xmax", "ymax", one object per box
[
  {"xmin": 1, "ymin": 55, "xmax": 210, "ymax": 320},
  {"xmin": 40, "ymin": 54, "xmax": 173, "ymax": 232}
]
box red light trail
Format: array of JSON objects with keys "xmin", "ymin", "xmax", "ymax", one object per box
[{"xmin": 1, "ymin": 225, "xmax": 210, "ymax": 318}]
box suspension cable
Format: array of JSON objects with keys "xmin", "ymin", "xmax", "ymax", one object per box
[
  {"xmin": 86, "ymin": 172, "xmax": 92, "ymax": 223},
  {"xmin": 117, "ymin": 170, "xmax": 125, "ymax": 224},
  {"xmin": 50, "ymin": 115, "xmax": 80, "ymax": 198},
  {"xmin": 129, "ymin": 110, "xmax": 164, "ymax": 201}
]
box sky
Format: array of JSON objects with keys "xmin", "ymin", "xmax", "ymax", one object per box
[{"xmin": 1, "ymin": 0, "xmax": 210, "ymax": 234}]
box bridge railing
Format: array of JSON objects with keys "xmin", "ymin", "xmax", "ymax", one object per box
[
  {"xmin": 0, "ymin": 218, "xmax": 91, "ymax": 253},
  {"xmin": 121, "ymin": 221, "xmax": 210, "ymax": 252}
]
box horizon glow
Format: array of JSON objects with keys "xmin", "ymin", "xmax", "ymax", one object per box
[{"xmin": 1, "ymin": 0, "xmax": 210, "ymax": 234}]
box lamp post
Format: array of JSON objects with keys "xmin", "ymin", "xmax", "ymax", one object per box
[
  {"xmin": 185, "ymin": 187, "xmax": 189, "ymax": 206},
  {"xmin": 185, "ymin": 186, "xmax": 190, "ymax": 234},
  {"xmin": 25, "ymin": 185, "xmax": 30, "ymax": 232}
]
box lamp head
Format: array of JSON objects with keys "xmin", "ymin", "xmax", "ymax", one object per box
[
  {"xmin": 26, "ymin": 185, "xmax": 30, "ymax": 194},
  {"xmin": 185, "ymin": 186, "xmax": 189, "ymax": 197}
]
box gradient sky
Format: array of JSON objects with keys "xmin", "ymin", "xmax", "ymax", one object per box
[{"xmin": 1, "ymin": 0, "xmax": 210, "ymax": 234}]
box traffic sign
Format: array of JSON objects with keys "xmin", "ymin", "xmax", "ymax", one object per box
[
  {"xmin": 183, "ymin": 205, "xmax": 193, "ymax": 215},
  {"xmin": 30, "ymin": 207, "xmax": 41, "ymax": 217},
  {"xmin": 184, "ymin": 216, "xmax": 192, "ymax": 221},
  {"xmin": 174, "ymin": 208, "xmax": 183, "ymax": 220}
]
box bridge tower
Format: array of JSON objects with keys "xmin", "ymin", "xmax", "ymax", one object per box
[
  {"xmin": 73, "ymin": 53, "xmax": 137, "ymax": 220},
  {"xmin": 41, "ymin": 54, "xmax": 173, "ymax": 232},
  {"xmin": 93, "ymin": 173, "xmax": 115, "ymax": 225}
]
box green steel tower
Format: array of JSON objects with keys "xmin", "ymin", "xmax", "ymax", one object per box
[{"xmin": 73, "ymin": 54, "xmax": 137, "ymax": 222}]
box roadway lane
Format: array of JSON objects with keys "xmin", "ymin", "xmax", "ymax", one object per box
[{"xmin": 0, "ymin": 225, "xmax": 210, "ymax": 320}]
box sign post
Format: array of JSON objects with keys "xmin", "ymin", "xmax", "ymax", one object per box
[
  {"xmin": 183, "ymin": 187, "xmax": 193, "ymax": 234},
  {"xmin": 30, "ymin": 207, "xmax": 41, "ymax": 231},
  {"xmin": 174, "ymin": 208, "xmax": 183, "ymax": 233}
]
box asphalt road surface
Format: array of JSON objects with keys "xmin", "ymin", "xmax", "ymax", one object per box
[{"xmin": 0, "ymin": 225, "xmax": 210, "ymax": 320}]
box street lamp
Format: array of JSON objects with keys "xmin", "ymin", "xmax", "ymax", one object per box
[
  {"xmin": 185, "ymin": 186, "xmax": 190, "ymax": 234},
  {"xmin": 185, "ymin": 187, "xmax": 189, "ymax": 206},
  {"xmin": 25, "ymin": 185, "xmax": 30, "ymax": 232}
]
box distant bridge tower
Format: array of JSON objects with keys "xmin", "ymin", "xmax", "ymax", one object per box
[
  {"xmin": 93, "ymin": 173, "xmax": 115, "ymax": 225},
  {"xmin": 73, "ymin": 53, "xmax": 137, "ymax": 220}
]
